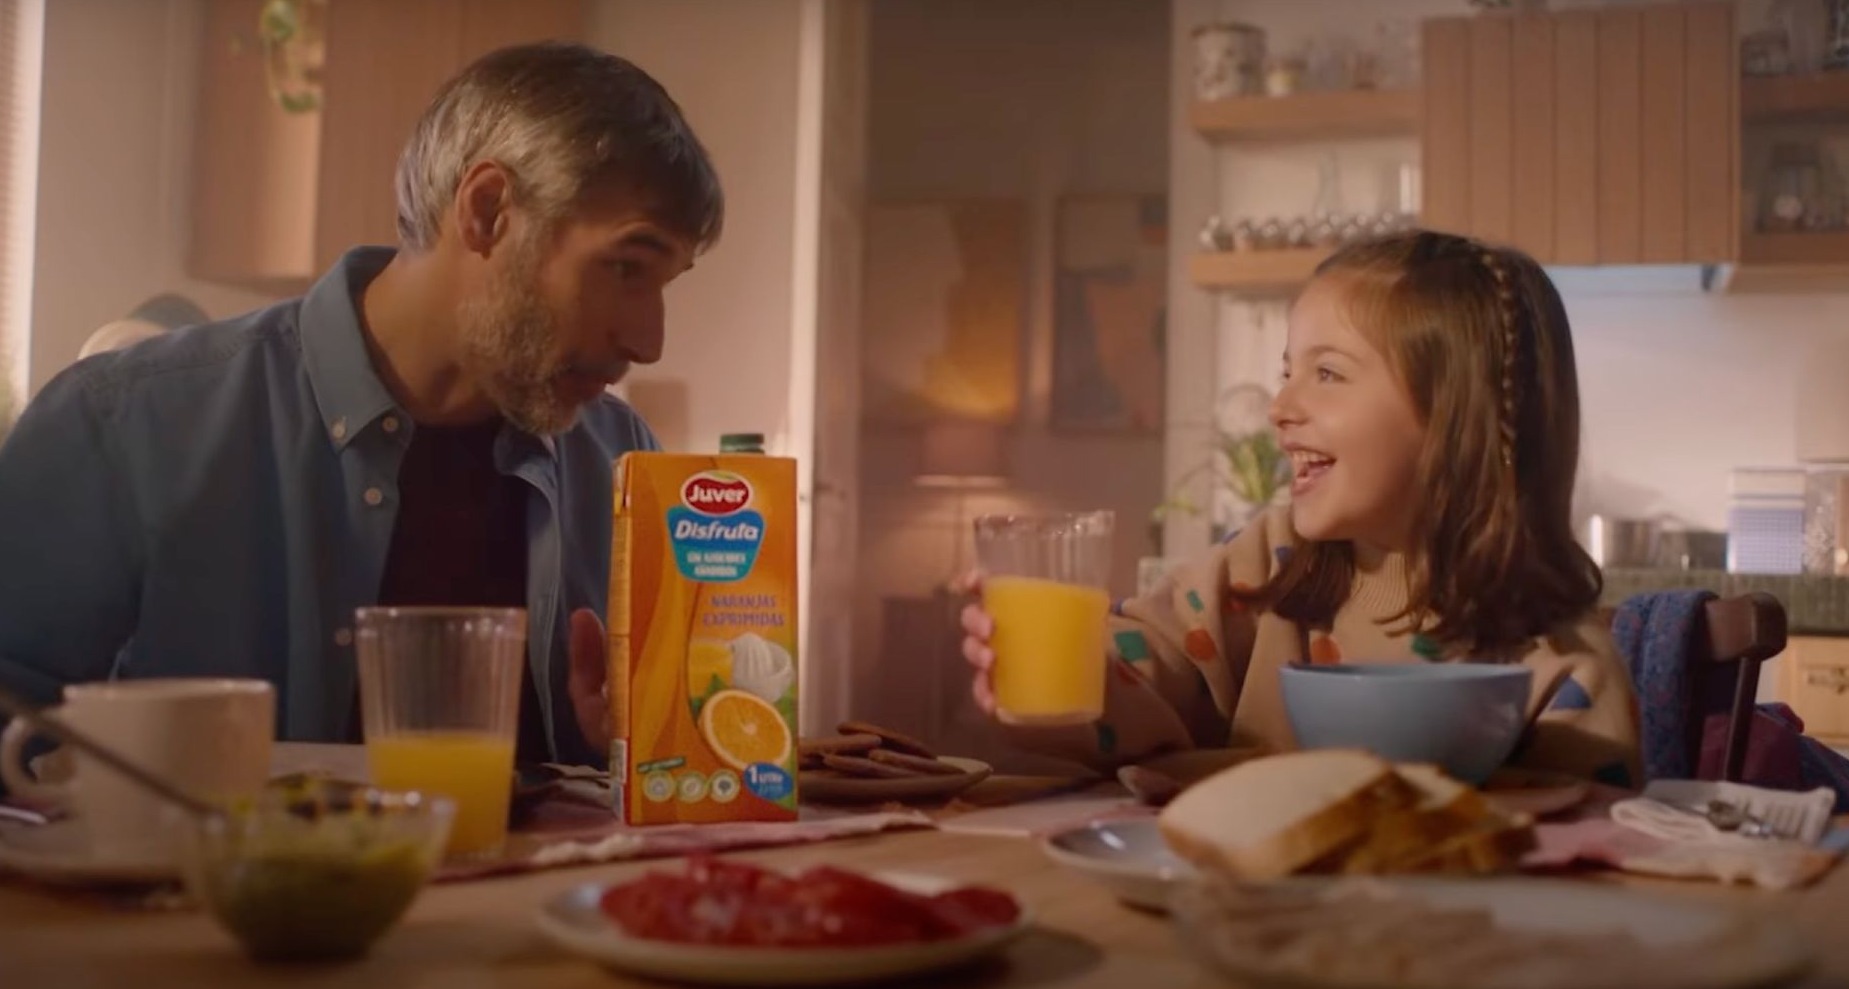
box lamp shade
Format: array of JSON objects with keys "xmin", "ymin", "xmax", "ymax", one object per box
[{"xmin": 916, "ymin": 420, "xmax": 1009, "ymax": 487}]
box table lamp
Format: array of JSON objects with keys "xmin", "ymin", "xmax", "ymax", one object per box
[{"xmin": 915, "ymin": 419, "xmax": 1010, "ymax": 577}]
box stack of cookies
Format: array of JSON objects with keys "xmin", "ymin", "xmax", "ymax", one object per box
[{"xmin": 798, "ymin": 721, "xmax": 964, "ymax": 779}]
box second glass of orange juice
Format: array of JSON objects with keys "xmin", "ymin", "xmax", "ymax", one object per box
[
  {"xmin": 355, "ymin": 607, "xmax": 525, "ymax": 860},
  {"xmin": 974, "ymin": 512, "xmax": 1113, "ymax": 726}
]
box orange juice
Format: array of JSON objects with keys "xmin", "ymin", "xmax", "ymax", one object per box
[
  {"xmin": 366, "ymin": 730, "xmax": 514, "ymax": 856},
  {"xmin": 609, "ymin": 453, "xmax": 799, "ymax": 824},
  {"xmin": 984, "ymin": 575, "xmax": 1109, "ymax": 726}
]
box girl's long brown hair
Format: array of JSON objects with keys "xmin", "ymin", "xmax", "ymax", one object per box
[{"xmin": 1255, "ymin": 230, "xmax": 1601, "ymax": 655}]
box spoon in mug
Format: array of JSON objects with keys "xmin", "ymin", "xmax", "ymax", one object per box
[{"xmin": 0, "ymin": 685, "xmax": 226, "ymax": 825}]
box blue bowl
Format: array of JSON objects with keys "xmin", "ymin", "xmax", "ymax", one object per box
[{"xmin": 1278, "ymin": 663, "xmax": 1533, "ymax": 784}]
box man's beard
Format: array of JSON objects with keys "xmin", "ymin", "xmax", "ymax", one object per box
[{"xmin": 456, "ymin": 238, "xmax": 580, "ymax": 436}]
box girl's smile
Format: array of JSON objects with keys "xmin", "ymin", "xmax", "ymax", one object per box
[{"xmin": 1285, "ymin": 443, "xmax": 1336, "ymax": 499}]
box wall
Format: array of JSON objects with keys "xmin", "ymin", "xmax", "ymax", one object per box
[
  {"xmin": 594, "ymin": 0, "xmax": 833, "ymax": 729},
  {"xmin": 854, "ymin": 0, "xmax": 1170, "ymax": 758},
  {"xmin": 27, "ymin": 0, "xmax": 276, "ymax": 395},
  {"xmin": 592, "ymin": 0, "xmax": 811, "ymax": 460},
  {"xmin": 1171, "ymin": 0, "xmax": 1849, "ymax": 550}
]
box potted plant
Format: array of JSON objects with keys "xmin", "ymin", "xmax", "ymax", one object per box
[{"xmin": 1141, "ymin": 384, "xmax": 1290, "ymax": 593}]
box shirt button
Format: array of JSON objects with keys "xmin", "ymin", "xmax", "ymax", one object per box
[
  {"xmin": 334, "ymin": 627, "xmax": 353, "ymax": 647},
  {"xmin": 382, "ymin": 416, "xmax": 401, "ymax": 434},
  {"xmin": 330, "ymin": 418, "xmax": 347, "ymax": 441},
  {"xmin": 363, "ymin": 487, "xmax": 384, "ymax": 507}
]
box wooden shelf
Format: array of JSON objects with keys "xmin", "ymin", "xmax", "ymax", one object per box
[
  {"xmin": 1713, "ymin": 233, "xmax": 1849, "ymax": 293},
  {"xmin": 1740, "ymin": 231, "xmax": 1849, "ymax": 265},
  {"xmin": 1190, "ymin": 89, "xmax": 1420, "ymax": 142},
  {"xmin": 1190, "ymin": 249, "xmax": 1329, "ymax": 295},
  {"xmin": 1714, "ymin": 263, "xmax": 1849, "ymax": 293},
  {"xmin": 1743, "ymin": 72, "xmax": 1849, "ymax": 123}
]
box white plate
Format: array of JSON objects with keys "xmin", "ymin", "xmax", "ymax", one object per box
[
  {"xmin": 1172, "ymin": 876, "xmax": 1814, "ymax": 989},
  {"xmin": 535, "ymin": 870, "xmax": 1031, "ymax": 987},
  {"xmin": 1041, "ymin": 817, "xmax": 1197, "ymax": 912},
  {"xmin": 0, "ymin": 818, "xmax": 178, "ymax": 886}
]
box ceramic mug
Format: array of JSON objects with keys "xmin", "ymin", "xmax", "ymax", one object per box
[{"xmin": 0, "ymin": 678, "xmax": 275, "ymax": 860}]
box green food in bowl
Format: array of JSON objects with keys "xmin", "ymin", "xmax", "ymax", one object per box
[{"xmin": 183, "ymin": 775, "xmax": 454, "ymax": 962}]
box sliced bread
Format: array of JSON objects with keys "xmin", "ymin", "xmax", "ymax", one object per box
[
  {"xmin": 1392, "ymin": 762, "xmax": 1489, "ymax": 822},
  {"xmin": 1324, "ymin": 762, "xmax": 1497, "ymax": 875},
  {"xmin": 1393, "ymin": 812, "xmax": 1538, "ymax": 875},
  {"xmin": 1158, "ymin": 749, "xmax": 1418, "ymax": 881}
]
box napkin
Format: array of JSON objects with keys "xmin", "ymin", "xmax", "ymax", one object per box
[
  {"xmin": 1617, "ymin": 780, "xmax": 1836, "ymax": 844},
  {"xmin": 1525, "ymin": 780, "xmax": 1843, "ymax": 890},
  {"xmin": 436, "ymin": 808, "xmax": 936, "ymax": 883}
]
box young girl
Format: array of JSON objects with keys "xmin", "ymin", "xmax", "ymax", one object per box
[{"xmin": 961, "ymin": 229, "xmax": 1642, "ymax": 787}]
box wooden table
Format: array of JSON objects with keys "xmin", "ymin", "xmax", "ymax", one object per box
[{"xmin": 4, "ymin": 823, "xmax": 1849, "ymax": 988}]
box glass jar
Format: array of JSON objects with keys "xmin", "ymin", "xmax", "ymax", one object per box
[
  {"xmin": 1771, "ymin": 0, "xmax": 1832, "ymax": 73},
  {"xmin": 1826, "ymin": 0, "xmax": 1849, "ymax": 69},
  {"xmin": 1759, "ymin": 142, "xmax": 1825, "ymax": 233},
  {"xmin": 1193, "ymin": 23, "xmax": 1265, "ymax": 100},
  {"xmin": 1803, "ymin": 463, "xmax": 1849, "ymax": 576}
]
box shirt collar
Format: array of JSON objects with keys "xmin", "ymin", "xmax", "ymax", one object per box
[
  {"xmin": 298, "ymin": 246, "xmax": 562, "ymax": 462},
  {"xmin": 298, "ymin": 246, "xmax": 402, "ymax": 453}
]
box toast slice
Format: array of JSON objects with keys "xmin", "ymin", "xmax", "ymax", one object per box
[
  {"xmin": 1392, "ymin": 812, "xmax": 1537, "ymax": 875},
  {"xmin": 1322, "ymin": 762, "xmax": 1497, "ymax": 875},
  {"xmin": 1158, "ymin": 749, "xmax": 1419, "ymax": 881}
]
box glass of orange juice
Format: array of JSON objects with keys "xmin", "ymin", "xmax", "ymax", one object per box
[
  {"xmin": 973, "ymin": 511, "xmax": 1113, "ymax": 727},
  {"xmin": 354, "ymin": 607, "xmax": 525, "ymax": 860}
]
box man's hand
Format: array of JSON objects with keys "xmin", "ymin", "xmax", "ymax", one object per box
[{"xmin": 567, "ymin": 607, "xmax": 611, "ymax": 753}]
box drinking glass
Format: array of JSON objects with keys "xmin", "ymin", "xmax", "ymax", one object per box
[
  {"xmin": 973, "ymin": 512, "xmax": 1114, "ymax": 727},
  {"xmin": 355, "ymin": 607, "xmax": 525, "ymax": 860}
]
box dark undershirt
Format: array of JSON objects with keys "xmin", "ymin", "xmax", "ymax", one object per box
[{"xmin": 360, "ymin": 418, "xmax": 553, "ymax": 763}]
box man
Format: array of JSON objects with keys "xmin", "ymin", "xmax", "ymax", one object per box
[{"xmin": 0, "ymin": 42, "xmax": 722, "ymax": 773}]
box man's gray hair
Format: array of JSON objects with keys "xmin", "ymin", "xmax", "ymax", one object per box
[{"xmin": 394, "ymin": 42, "xmax": 723, "ymax": 252}]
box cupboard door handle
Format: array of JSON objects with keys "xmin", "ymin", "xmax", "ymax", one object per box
[{"xmin": 1804, "ymin": 669, "xmax": 1849, "ymax": 694}]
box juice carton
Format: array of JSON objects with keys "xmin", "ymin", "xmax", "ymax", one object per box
[{"xmin": 608, "ymin": 451, "xmax": 799, "ymax": 824}]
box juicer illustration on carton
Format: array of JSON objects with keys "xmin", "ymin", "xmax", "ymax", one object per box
[{"xmin": 609, "ymin": 452, "xmax": 799, "ymax": 824}]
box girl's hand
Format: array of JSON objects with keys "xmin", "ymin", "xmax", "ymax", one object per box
[{"xmin": 953, "ymin": 571, "xmax": 998, "ymax": 716}]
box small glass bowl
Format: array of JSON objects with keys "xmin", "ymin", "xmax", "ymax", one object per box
[{"xmin": 181, "ymin": 776, "xmax": 454, "ymax": 963}]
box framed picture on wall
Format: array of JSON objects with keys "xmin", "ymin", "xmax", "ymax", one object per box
[
  {"xmin": 1050, "ymin": 194, "xmax": 1167, "ymax": 433},
  {"xmin": 862, "ymin": 199, "xmax": 1027, "ymax": 425}
]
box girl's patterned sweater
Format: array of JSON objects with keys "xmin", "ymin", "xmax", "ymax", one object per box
[{"xmin": 1003, "ymin": 505, "xmax": 1643, "ymax": 788}]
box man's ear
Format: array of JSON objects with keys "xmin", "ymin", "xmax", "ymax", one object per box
[{"xmin": 453, "ymin": 161, "xmax": 514, "ymax": 257}]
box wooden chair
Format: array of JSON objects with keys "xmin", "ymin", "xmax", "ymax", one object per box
[
  {"xmin": 1698, "ymin": 592, "xmax": 1789, "ymax": 782},
  {"xmin": 1605, "ymin": 592, "xmax": 1789, "ymax": 782}
]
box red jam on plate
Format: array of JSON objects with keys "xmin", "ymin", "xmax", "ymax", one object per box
[{"xmin": 597, "ymin": 855, "xmax": 1021, "ymax": 947}]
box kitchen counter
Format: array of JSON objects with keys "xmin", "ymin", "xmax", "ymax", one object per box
[{"xmin": 1602, "ymin": 568, "xmax": 1849, "ymax": 636}]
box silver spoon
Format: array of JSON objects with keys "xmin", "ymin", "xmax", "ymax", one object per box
[
  {"xmin": 1701, "ymin": 799, "xmax": 1780, "ymax": 838},
  {"xmin": 0, "ymin": 685, "xmax": 226, "ymax": 825},
  {"xmin": 1672, "ymin": 798, "xmax": 1778, "ymax": 839}
]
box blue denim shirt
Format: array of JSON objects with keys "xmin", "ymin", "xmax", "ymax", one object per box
[{"xmin": 0, "ymin": 247, "xmax": 654, "ymax": 769}]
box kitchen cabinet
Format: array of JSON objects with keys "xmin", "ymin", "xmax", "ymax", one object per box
[
  {"xmin": 1420, "ymin": 3, "xmax": 1737, "ymax": 266},
  {"xmin": 1776, "ymin": 636, "xmax": 1849, "ymax": 748},
  {"xmin": 189, "ymin": 0, "xmax": 589, "ymax": 291},
  {"xmin": 1719, "ymin": 70, "xmax": 1849, "ymax": 292}
]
